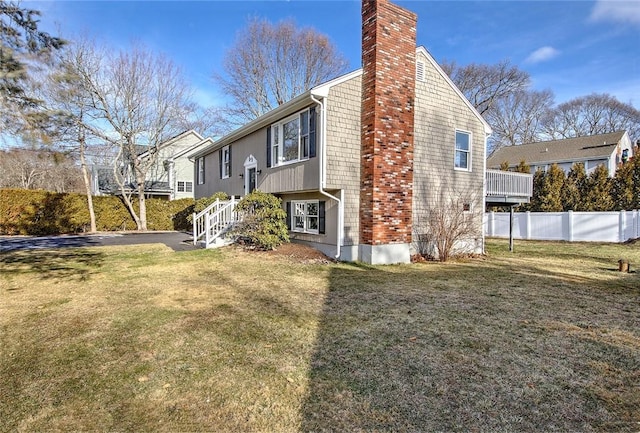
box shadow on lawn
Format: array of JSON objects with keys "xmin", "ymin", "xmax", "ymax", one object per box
[
  {"xmin": 0, "ymin": 248, "xmax": 104, "ymax": 283},
  {"xmin": 300, "ymin": 259, "xmax": 640, "ymax": 432}
]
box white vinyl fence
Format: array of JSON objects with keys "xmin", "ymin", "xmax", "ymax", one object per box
[{"xmin": 485, "ymin": 210, "xmax": 640, "ymax": 243}]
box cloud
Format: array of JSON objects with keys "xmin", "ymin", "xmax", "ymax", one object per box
[
  {"xmin": 525, "ymin": 46, "xmax": 560, "ymax": 64},
  {"xmin": 590, "ymin": 0, "xmax": 640, "ymax": 26}
]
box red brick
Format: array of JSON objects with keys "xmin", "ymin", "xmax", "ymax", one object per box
[{"xmin": 360, "ymin": 0, "xmax": 417, "ymax": 245}]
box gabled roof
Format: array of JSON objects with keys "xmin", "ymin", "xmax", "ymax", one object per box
[
  {"xmin": 138, "ymin": 130, "xmax": 205, "ymax": 160},
  {"xmin": 487, "ymin": 131, "xmax": 628, "ymax": 168},
  {"xmin": 415, "ymin": 46, "xmax": 492, "ymax": 135},
  {"xmin": 190, "ymin": 47, "xmax": 489, "ymax": 159},
  {"xmin": 189, "ymin": 71, "xmax": 361, "ymax": 159}
]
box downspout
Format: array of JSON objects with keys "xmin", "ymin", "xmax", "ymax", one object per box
[{"xmin": 311, "ymin": 93, "xmax": 343, "ymax": 260}]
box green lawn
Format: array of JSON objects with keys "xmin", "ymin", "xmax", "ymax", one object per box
[{"xmin": 1, "ymin": 239, "xmax": 639, "ymax": 432}]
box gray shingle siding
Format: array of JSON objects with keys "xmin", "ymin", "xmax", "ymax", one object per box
[{"xmin": 325, "ymin": 74, "xmax": 363, "ymax": 247}]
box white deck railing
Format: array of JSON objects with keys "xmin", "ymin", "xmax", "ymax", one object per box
[
  {"xmin": 192, "ymin": 197, "xmax": 240, "ymax": 247},
  {"xmin": 486, "ymin": 169, "xmax": 533, "ymax": 198}
]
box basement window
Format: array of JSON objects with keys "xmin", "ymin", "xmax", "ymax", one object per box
[{"xmin": 293, "ymin": 200, "xmax": 319, "ymax": 234}]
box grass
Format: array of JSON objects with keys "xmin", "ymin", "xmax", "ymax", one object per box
[{"xmin": 1, "ymin": 239, "xmax": 639, "ymax": 432}]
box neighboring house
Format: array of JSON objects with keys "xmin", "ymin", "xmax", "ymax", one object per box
[
  {"xmin": 92, "ymin": 130, "xmax": 206, "ymax": 200},
  {"xmin": 487, "ymin": 131, "xmax": 635, "ymax": 177},
  {"xmin": 191, "ymin": 0, "xmax": 491, "ymax": 264}
]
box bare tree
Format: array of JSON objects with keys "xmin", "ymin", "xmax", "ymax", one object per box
[
  {"xmin": 413, "ymin": 187, "xmax": 483, "ymax": 262},
  {"xmin": 71, "ymin": 43, "xmax": 194, "ymax": 231},
  {"xmin": 441, "ymin": 59, "xmax": 530, "ymax": 116},
  {"xmin": 487, "ymin": 89, "xmax": 554, "ymax": 153},
  {"xmin": 215, "ymin": 18, "xmax": 348, "ymax": 124},
  {"xmin": 542, "ymin": 93, "xmax": 640, "ymax": 143},
  {"xmin": 0, "ymin": 147, "xmax": 82, "ymax": 191},
  {"xmin": 40, "ymin": 38, "xmax": 105, "ymax": 232}
]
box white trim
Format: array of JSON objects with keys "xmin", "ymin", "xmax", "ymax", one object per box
[
  {"xmin": 269, "ymin": 108, "xmax": 311, "ymax": 167},
  {"xmin": 243, "ymin": 154, "xmax": 258, "ymax": 194},
  {"xmin": 221, "ymin": 145, "xmax": 231, "ymax": 179},
  {"xmin": 310, "ymin": 69, "xmax": 363, "ymax": 98},
  {"xmin": 291, "ymin": 200, "xmax": 320, "ymax": 235},
  {"xmin": 454, "ymin": 129, "xmax": 472, "ymax": 171}
]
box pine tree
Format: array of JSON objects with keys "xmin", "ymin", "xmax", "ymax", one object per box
[
  {"xmin": 530, "ymin": 164, "xmax": 565, "ymax": 212},
  {"xmin": 561, "ymin": 162, "xmax": 587, "ymax": 211},
  {"xmin": 514, "ymin": 159, "xmax": 531, "ymax": 174},
  {"xmin": 612, "ymin": 152, "xmax": 640, "ymax": 210},
  {"xmin": 583, "ymin": 165, "xmax": 614, "ymax": 211},
  {"xmin": 0, "ymin": 2, "xmax": 65, "ymax": 136}
]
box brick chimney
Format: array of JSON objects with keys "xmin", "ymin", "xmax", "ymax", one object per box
[{"xmin": 360, "ymin": 0, "xmax": 417, "ymax": 264}]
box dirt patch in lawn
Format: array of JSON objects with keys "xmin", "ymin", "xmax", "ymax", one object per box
[{"xmin": 250, "ymin": 242, "xmax": 334, "ymax": 264}]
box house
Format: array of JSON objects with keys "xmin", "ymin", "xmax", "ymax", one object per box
[
  {"xmin": 191, "ymin": 0, "xmax": 492, "ymax": 264},
  {"xmin": 487, "ymin": 131, "xmax": 635, "ymax": 177},
  {"xmin": 92, "ymin": 130, "xmax": 206, "ymax": 200}
]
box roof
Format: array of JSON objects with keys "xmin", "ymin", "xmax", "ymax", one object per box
[
  {"xmin": 189, "ymin": 69, "xmax": 362, "ymax": 159},
  {"xmin": 487, "ymin": 131, "xmax": 628, "ymax": 168},
  {"xmin": 190, "ymin": 47, "xmax": 490, "ymax": 159},
  {"xmin": 138, "ymin": 130, "xmax": 205, "ymax": 160}
]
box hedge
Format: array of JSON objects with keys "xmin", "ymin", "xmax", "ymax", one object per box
[{"xmin": 0, "ymin": 188, "xmax": 195, "ymax": 235}]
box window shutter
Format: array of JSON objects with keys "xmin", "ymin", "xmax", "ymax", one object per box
[
  {"xmin": 309, "ymin": 107, "xmax": 317, "ymax": 158},
  {"xmin": 285, "ymin": 201, "xmax": 291, "ymax": 230},
  {"xmin": 318, "ymin": 200, "xmax": 325, "ymax": 234},
  {"xmin": 228, "ymin": 146, "xmax": 232, "ymax": 176},
  {"xmin": 266, "ymin": 127, "xmax": 272, "ymax": 168},
  {"xmin": 218, "ymin": 149, "xmax": 223, "ymax": 179}
]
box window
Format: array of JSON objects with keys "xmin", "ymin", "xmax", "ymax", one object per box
[
  {"xmin": 197, "ymin": 157, "xmax": 205, "ymax": 184},
  {"xmin": 271, "ymin": 109, "xmax": 312, "ymax": 166},
  {"xmin": 291, "ymin": 200, "xmax": 319, "ymax": 234},
  {"xmin": 221, "ymin": 145, "xmax": 231, "ymax": 179},
  {"xmin": 177, "ymin": 181, "xmax": 193, "ymax": 193},
  {"xmin": 455, "ymin": 130, "xmax": 471, "ymax": 170}
]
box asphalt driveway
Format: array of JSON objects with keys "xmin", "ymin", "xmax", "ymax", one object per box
[{"xmin": 0, "ymin": 232, "xmax": 199, "ymax": 253}]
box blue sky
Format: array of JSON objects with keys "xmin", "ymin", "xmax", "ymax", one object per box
[{"xmin": 32, "ymin": 0, "xmax": 640, "ymax": 110}]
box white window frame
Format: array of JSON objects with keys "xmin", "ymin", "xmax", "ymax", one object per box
[
  {"xmin": 177, "ymin": 181, "xmax": 185, "ymax": 192},
  {"xmin": 454, "ymin": 130, "xmax": 472, "ymax": 171},
  {"xmin": 291, "ymin": 200, "xmax": 319, "ymax": 234},
  {"xmin": 197, "ymin": 157, "xmax": 205, "ymax": 184},
  {"xmin": 222, "ymin": 145, "xmax": 231, "ymax": 179},
  {"xmin": 185, "ymin": 181, "xmax": 193, "ymax": 193},
  {"xmin": 271, "ymin": 108, "xmax": 311, "ymax": 167}
]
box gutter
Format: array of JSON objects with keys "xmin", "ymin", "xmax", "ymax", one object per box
[{"xmin": 310, "ymin": 93, "xmax": 343, "ymax": 260}]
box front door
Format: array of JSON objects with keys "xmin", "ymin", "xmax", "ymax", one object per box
[
  {"xmin": 247, "ymin": 167, "xmax": 256, "ymax": 193},
  {"xmin": 243, "ymin": 154, "xmax": 258, "ymax": 195}
]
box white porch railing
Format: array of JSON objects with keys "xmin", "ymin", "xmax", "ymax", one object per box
[
  {"xmin": 192, "ymin": 197, "xmax": 240, "ymax": 247},
  {"xmin": 486, "ymin": 169, "xmax": 533, "ymax": 198}
]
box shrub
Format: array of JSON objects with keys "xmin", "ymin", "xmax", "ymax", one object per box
[
  {"xmin": 0, "ymin": 188, "xmax": 196, "ymax": 235},
  {"xmin": 231, "ymin": 190, "xmax": 289, "ymax": 250}
]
